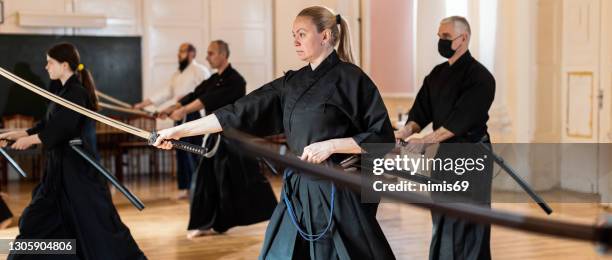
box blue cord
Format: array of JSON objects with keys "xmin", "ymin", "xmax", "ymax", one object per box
[{"xmin": 283, "ymin": 169, "xmax": 335, "ymax": 241}]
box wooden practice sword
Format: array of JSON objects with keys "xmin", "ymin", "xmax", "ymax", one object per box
[{"xmin": 0, "ymin": 67, "xmax": 206, "ymax": 156}]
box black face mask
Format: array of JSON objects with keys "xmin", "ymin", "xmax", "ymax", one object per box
[
  {"xmin": 178, "ymin": 59, "xmax": 189, "ymax": 72},
  {"xmin": 437, "ymin": 35, "xmax": 462, "ymax": 59}
]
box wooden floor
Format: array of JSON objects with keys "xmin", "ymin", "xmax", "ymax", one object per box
[{"xmin": 0, "ymin": 177, "xmax": 611, "ymax": 259}]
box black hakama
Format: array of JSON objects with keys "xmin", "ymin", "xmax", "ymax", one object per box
[
  {"xmin": 180, "ymin": 64, "xmax": 277, "ymax": 232},
  {"xmin": 215, "ymin": 51, "xmax": 396, "ymax": 259},
  {"xmin": 188, "ymin": 135, "xmax": 277, "ymax": 232},
  {"xmin": 8, "ymin": 75, "xmax": 145, "ymax": 260},
  {"xmin": 0, "ymin": 196, "xmax": 12, "ymax": 223},
  {"xmin": 407, "ymin": 51, "xmax": 495, "ymax": 260}
]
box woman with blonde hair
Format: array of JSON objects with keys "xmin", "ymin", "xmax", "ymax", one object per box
[{"xmin": 154, "ymin": 6, "xmax": 395, "ymax": 259}]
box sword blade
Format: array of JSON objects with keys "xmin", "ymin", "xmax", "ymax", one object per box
[
  {"xmin": 96, "ymin": 90, "xmax": 133, "ymax": 109},
  {"xmin": 0, "ymin": 148, "xmax": 27, "ymax": 178},
  {"xmin": 0, "ymin": 67, "xmax": 209, "ymax": 156},
  {"xmin": 69, "ymin": 140, "xmax": 145, "ymax": 210},
  {"xmin": 478, "ymin": 143, "xmax": 553, "ymax": 215},
  {"xmin": 0, "ymin": 67, "xmax": 150, "ymax": 139},
  {"xmin": 99, "ymin": 102, "xmax": 154, "ymax": 117}
]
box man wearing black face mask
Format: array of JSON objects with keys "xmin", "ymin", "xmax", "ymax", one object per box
[
  {"xmin": 395, "ymin": 16, "xmax": 495, "ymax": 260},
  {"xmin": 134, "ymin": 43, "xmax": 211, "ymax": 199}
]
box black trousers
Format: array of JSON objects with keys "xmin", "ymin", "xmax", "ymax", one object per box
[{"xmin": 175, "ymin": 111, "xmax": 202, "ymax": 190}]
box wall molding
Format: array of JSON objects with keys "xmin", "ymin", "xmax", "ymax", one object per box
[{"xmin": 565, "ymin": 71, "xmax": 595, "ymax": 139}]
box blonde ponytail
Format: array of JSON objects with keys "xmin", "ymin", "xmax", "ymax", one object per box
[
  {"xmin": 336, "ymin": 15, "xmax": 354, "ymax": 64},
  {"xmin": 298, "ymin": 6, "xmax": 354, "ymax": 63}
]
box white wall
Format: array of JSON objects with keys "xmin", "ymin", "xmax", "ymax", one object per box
[
  {"xmin": 0, "ymin": 0, "xmax": 274, "ymax": 100},
  {"xmin": 0, "ymin": 0, "xmax": 71, "ymax": 35},
  {"xmin": 210, "ymin": 0, "xmax": 273, "ymax": 92},
  {"xmin": 602, "ymin": 0, "xmax": 612, "ymax": 143},
  {"xmin": 141, "ymin": 0, "xmax": 274, "ymax": 98},
  {"xmin": 0, "ymin": 0, "xmax": 369, "ymax": 97},
  {"xmin": 492, "ymin": 0, "xmax": 612, "ymax": 194},
  {"xmin": 0, "ymin": 0, "xmax": 142, "ymax": 35},
  {"xmin": 74, "ymin": 0, "xmax": 142, "ymax": 36},
  {"xmin": 414, "ymin": 0, "xmax": 446, "ymax": 93},
  {"xmin": 141, "ymin": 0, "xmax": 211, "ymax": 107}
]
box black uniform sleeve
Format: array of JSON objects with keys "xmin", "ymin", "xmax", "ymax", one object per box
[
  {"xmin": 442, "ymin": 70, "xmax": 495, "ymax": 136},
  {"xmin": 198, "ymin": 77, "xmax": 246, "ymax": 112},
  {"xmin": 178, "ymin": 92, "xmax": 196, "ymax": 106},
  {"xmin": 214, "ymin": 77, "xmax": 284, "ymax": 137},
  {"xmin": 27, "ymin": 81, "xmax": 61, "ymax": 135},
  {"xmin": 179, "ymin": 91, "xmax": 197, "ymax": 106},
  {"xmin": 407, "ymin": 75, "xmax": 433, "ymax": 129},
  {"xmin": 350, "ymin": 73, "xmax": 395, "ymax": 146},
  {"xmin": 37, "ymin": 88, "xmax": 88, "ymax": 149},
  {"xmin": 26, "ymin": 120, "xmax": 46, "ymax": 136},
  {"xmin": 179, "ymin": 79, "xmax": 208, "ymax": 106}
]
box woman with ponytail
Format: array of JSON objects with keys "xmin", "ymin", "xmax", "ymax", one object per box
[
  {"xmin": 152, "ymin": 6, "xmax": 395, "ymax": 259},
  {"xmin": 0, "ymin": 43, "xmax": 146, "ymax": 259}
]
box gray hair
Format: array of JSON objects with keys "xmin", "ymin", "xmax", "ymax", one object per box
[
  {"xmin": 441, "ymin": 16, "xmax": 471, "ymax": 36},
  {"xmin": 211, "ymin": 40, "xmax": 230, "ymax": 59}
]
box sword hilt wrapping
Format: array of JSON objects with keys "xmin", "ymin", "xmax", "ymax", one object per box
[{"xmin": 148, "ymin": 132, "xmax": 207, "ymax": 156}]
